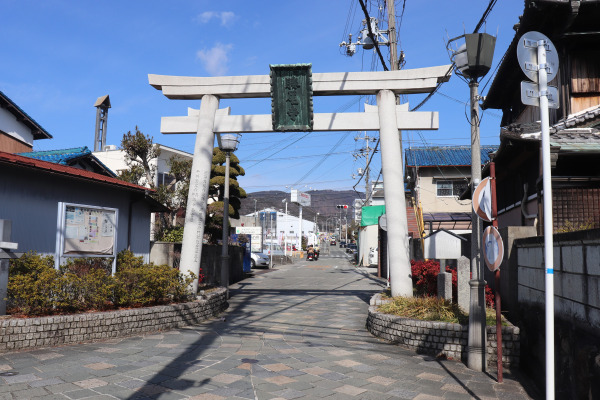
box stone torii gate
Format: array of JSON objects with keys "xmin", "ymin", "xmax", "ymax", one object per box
[{"xmin": 149, "ymin": 65, "xmax": 451, "ymax": 296}]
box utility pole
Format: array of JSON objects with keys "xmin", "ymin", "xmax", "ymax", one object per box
[
  {"xmin": 354, "ymin": 133, "xmax": 377, "ymax": 205},
  {"xmin": 386, "ymin": 0, "xmax": 398, "ymax": 71}
]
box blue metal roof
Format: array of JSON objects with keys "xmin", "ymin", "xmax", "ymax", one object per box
[
  {"xmin": 18, "ymin": 147, "xmax": 91, "ymax": 165},
  {"xmin": 17, "ymin": 146, "xmax": 117, "ymax": 177},
  {"xmin": 405, "ymin": 145, "xmax": 499, "ymax": 167}
]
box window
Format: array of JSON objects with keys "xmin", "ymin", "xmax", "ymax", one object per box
[
  {"xmin": 436, "ymin": 180, "xmax": 468, "ymax": 197},
  {"xmin": 157, "ymin": 172, "xmax": 176, "ymax": 187}
]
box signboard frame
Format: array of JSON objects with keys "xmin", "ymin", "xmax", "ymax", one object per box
[
  {"xmin": 290, "ymin": 189, "xmax": 311, "ymax": 207},
  {"xmin": 55, "ymin": 202, "xmax": 118, "ymax": 273},
  {"xmin": 270, "ymin": 64, "xmax": 314, "ymax": 132}
]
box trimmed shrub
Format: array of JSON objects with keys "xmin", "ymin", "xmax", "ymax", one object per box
[{"xmin": 7, "ymin": 250, "xmax": 195, "ymax": 316}]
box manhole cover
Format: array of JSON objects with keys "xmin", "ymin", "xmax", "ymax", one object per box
[{"xmin": 0, "ymin": 372, "xmax": 18, "ymax": 377}]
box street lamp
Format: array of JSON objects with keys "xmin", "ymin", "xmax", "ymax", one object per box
[
  {"xmin": 448, "ymin": 32, "xmax": 496, "ymax": 372},
  {"xmin": 282, "ymin": 198, "xmax": 289, "ymax": 256},
  {"xmin": 218, "ymin": 133, "xmax": 240, "ymax": 298}
]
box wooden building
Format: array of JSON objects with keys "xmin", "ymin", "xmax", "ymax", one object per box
[{"xmin": 482, "ymin": 0, "xmax": 600, "ymax": 233}]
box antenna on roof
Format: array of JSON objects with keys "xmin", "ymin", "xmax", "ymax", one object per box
[{"xmin": 93, "ymin": 95, "xmax": 111, "ymax": 152}]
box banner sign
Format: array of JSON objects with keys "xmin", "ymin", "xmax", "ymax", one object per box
[
  {"xmin": 235, "ymin": 226, "xmax": 262, "ymax": 252},
  {"xmin": 270, "ymin": 64, "xmax": 314, "ymax": 131},
  {"xmin": 291, "ymin": 189, "xmax": 311, "ymax": 207}
]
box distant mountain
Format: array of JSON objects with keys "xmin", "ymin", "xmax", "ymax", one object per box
[{"xmin": 241, "ymin": 190, "xmax": 365, "ymax": 220}]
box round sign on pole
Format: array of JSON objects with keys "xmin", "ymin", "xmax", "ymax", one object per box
[
  {"xmin": 483, "ymin": 226, "xmax": 504, "ymax": 272},
  {"xmin": 517, "ymin": 31, "xmax": 559, "ymax": 83},
  {"xmin": 472, "ymin": 177, "xmax": 492, "ymax": 222}
]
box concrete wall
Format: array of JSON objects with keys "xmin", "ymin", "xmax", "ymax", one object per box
[
  {"xmin": 511, "ymin": 229, "xmax": 600, "ymax": 399},
  {"xmin": 149, "ymin": 242, "xmax": 245, "ymax": 286},
  {"xmin": 0, "ymin": 163, "xmax": 152, "ymax": 263}
]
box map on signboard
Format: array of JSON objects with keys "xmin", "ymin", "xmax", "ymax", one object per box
[{"xmin": 63, "ymin": 205, "xmax": 116, "ymax": 255}]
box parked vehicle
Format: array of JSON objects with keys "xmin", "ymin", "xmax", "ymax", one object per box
[
  {"xmin": 368, "ymin": 247, "xmax": 378, "ymax": 266},
  {"xmin": 346, "ymin": 243, "xmax": 357, "ymax": 254},
  {"xmin": 339, "ymin": 241, "xmax": 347, "ymax": 248},
  {"xmin": 330, "ymin": 239, "xmax": 336, "ymax": 246},
  {"xmin": 251, "ymin": 252, "xmax": 269, "ymax": 268},
  {"xmin": 262, "ymin": 245, "xmax": 285, "ymax": 256}
]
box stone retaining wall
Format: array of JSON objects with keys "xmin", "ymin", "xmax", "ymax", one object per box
[
  {"xmin": 0, "ymin": 289, "xmax": 228, "ymax": 353},
  {"xmin": 367, "ymin": 298, "xmax": 520, "ymax": 368}
]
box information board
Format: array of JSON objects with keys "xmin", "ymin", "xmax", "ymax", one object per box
[{"xmin": 57, "ymin": 203, "xmax": 118, "ymax": 258}]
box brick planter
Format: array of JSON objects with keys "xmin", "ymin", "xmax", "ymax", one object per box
[
  {"xmin": 0, "ymin": 288, "xmax": 228, "ymax": 353},
  {"xmin": 367, "ymin": 294, "xmax": 520, "ymax": 368}
]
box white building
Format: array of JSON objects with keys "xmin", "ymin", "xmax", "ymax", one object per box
[
  {"xmin": 242, "ymin": 208, "xmax": 317, "ymax": 249},
  {"xmin": 93, "ymin": 144, "xmax": 193, "ymax": 239},
  {"xmin": 92, "ymin": 143, "xmax": 192, "ymax": 188}
]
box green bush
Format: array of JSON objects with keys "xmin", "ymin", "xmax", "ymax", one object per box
[
  {"xmin": 7, "ymin": 250, "xmax": 195, "ymax": 316},
  {"xmin": 157, "ymin": 226, "xmax": 184, "ymax": 242}
]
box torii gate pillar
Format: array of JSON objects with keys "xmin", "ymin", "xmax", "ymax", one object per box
[
  {"xmin": 180, "ymin": 95, "xmax": 219, "ymax": 293},
  {"xmin": 378, "ymin": 89, "xmax": 412, "ymax": 296}
]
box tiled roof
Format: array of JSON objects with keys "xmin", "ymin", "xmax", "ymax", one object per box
[
  {"xmin": 18, "ymin": 146, "xmax": 91, "ymax": 164},
  {"xmin": 17, "ymin": 146, "xmax": 117, "ymax": 177},
  {"xmin": 0, "ymin": 150, "xmax": 148, "ymax": 193},
  {"xmin": 405, "ymin": 145, "xmax": 498, "ymax": 167},
  {"xmin": 0, "ymin": 90, "xmax": 52, "ymax": 140}
]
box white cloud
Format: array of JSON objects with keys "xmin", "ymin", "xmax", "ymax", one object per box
[
  {"xmin": 219, "ymin": 11, "xmax": 235, "ymax": 26},
  {"xmin": 196, "ymin": 43, "xmax": 233, "ymax": 76},
  {"xmin": 196, "ymin": 11, "xmax": 236, "ymax": 27}
]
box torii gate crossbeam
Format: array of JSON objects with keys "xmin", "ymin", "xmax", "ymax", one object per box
[{"xmin": 149, "ymin": 65, "xmax": 451, "ymax": 296}]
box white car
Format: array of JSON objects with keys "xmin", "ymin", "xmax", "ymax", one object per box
[
  {"xmin": 251, "ymin": 252, "xmax": 269, "ymax": 268},
  {"xmin": 368, "ymin": 247, "xmax": 378, "ymax": 266}
]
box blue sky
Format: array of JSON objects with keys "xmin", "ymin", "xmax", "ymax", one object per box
[{"xmin": 1, "ymin": 0, "xmax": 525, "ymax": 193}]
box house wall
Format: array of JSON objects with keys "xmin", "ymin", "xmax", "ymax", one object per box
[
  {"xmin": 92, "ymin": 149, "xmax": 129, "ymax": 177},
  {"xmin": 0, "ymin": 164, "xmax": 151, "ymax": 262},
  {"xmin": 512, "ymin": 229, "xmax": 600, "ymax": 399},
  {"xmin": 0, "ymin": 107, "xmax": 34, "ymax": 147},
  {"xmin": 0, "ymin": 132, "xmax": 31, "ymax": 153},
  {"xmin": 498, "ymin": 198, "xmax": 538, "ymax": 228},
  {"xmin": 416, "ymin": 167, "xmax": 471, "ymax": 213}
]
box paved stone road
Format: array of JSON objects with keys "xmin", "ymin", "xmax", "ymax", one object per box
[{"xmin": 0, "ymin": 258, "xmax": 538, "ymax": 399}]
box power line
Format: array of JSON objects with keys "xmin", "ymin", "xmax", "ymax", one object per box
[
  {"xmin": 357, "ymin": 0, "xmax": 389, "ymax": 71},
  {"xmin": 473, "ymin": 0, "xmax": 499, "ymax": 34}
]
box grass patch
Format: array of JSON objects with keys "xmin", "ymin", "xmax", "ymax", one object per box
[{"xmin": 377, "ymin": 295, "xmax": 508, "ymax": 326}]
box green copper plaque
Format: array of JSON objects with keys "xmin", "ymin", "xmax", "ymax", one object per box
[{"xmin": 270, "ymin": 64, "xmax": 314, "ymax": 131}]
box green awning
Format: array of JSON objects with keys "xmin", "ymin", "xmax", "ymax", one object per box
[{"xmin": 361, "ymin": 205, "xmax": 386, "ymax": 226}]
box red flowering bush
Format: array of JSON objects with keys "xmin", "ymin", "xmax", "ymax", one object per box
[
  {"xmin": 410, "ymin": 259, "xmax": 440, "ymax": 296},
  {"xmin": 485, "ymin": 285, "xmax": 495, "ymax": 308},
  {"xmin": 411, "ymin": 259, "xmax": 495, "ymax": 308}
]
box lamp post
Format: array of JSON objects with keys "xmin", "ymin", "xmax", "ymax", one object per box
[
  {"xmin": 218, "ymin": 133, "xmax": 240, "ymax": 299},
  {"xmin": 282, "ymin": 199, "xmax": 288, "ymax": 256},
  {"xmin": 449, "ymin": 32, "xmax": 496, "ymax": 372}
]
